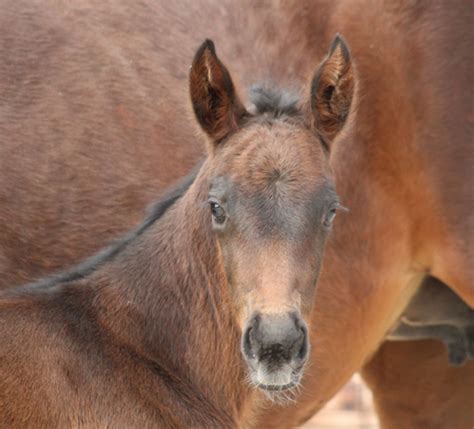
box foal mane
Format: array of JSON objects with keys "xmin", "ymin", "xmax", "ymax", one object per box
[
  {"xmin": 14, "ymin": 167, "xmax": 199, "ymax": 292},
  {"xmin": 249, "ymin": 84, "xmax": 300, "ymax": 118},
  {"xmin": 249, "ymin": 84, "xmax": 331, "ymax": 150}
]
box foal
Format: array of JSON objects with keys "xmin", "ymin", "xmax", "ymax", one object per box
[{"xmin": 0, "ymin": 38, "xmax": 352, "ymax": 428}]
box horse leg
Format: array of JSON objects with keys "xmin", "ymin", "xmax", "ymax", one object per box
[
  {"xmin": 446, "ymin": 339, "xmax": 469, "ymax": 367},
  {"xmin": 388, "ymin": 322, "xmax": 468, "ymax": 367},
  {"xmin": 361, "ymin": 341, "xmax": 474, "ymax": 429},
  {"xmin": 466, "ymin": 325, "xmax": 474, "ymax": 359}
]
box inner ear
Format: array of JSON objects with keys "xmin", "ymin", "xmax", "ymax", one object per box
[
  {"xmin": 189, "ymin": 39, "xmax": 248, "ymax": 146},
  {"xmin": 309, "ymin": 34, "xmax": 355, "ymax": 144}
]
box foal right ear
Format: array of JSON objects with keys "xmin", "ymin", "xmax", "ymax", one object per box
[
  {"xmin": 189, "ymin": 39, "xmax": 248, "ymax": 146},
  {"xmin": 309, "ymin": 35, "xmax": 355, "ymax": 146}
]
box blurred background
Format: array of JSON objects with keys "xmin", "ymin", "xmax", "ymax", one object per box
[{"xmin": 303, "ymin": 375, "xmax": 378, "ymax": 429}]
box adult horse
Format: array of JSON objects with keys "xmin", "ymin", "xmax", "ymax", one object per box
[{"xmin": 0, "ymin": 0, "xmax": 472, "ymax": 428}]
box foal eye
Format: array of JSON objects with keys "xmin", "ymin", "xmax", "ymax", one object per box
[
  {"xmin": 209, "ymin": 201, "xmax": 226, "ymax": 224},
  {"xmin": 323, "ymin": 208, "xmax": 337, "ymax": 228}
]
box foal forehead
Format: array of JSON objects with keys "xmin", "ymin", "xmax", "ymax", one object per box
[
  {"xmin": 220, "ymin": 123, "xmax": 329, "ymax": 193},
  {"xmin": 211, "ymin": 123, "xmax": 336, "ymax": 237}
]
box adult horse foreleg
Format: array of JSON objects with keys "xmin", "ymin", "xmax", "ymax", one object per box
[
  {"xmin": 362, "ymin": 341, "xmax": 474, "ymax": 429},
  {"xmin": 386, "ymin": 276, "xmax": 474, "ymax": 368},
  {"xmin": 388, "ymin": 322, "xmax": 468, "ymax": 367}
]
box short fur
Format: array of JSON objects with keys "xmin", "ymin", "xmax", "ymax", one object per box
[
  {"xmin": 14, "ymin": 171, "xmax": 197, "ymax": 292},
  {"xmin": 0, "ymin": 38, "xmax": 348, "ymax": 427},
  {"xmin": 0, "ymin": 1, "xmax": 472, "ymax": 428}
]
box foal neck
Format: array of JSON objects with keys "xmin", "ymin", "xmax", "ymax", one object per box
[{"xmin": 91, "ymin": 181, "xmax": 255, "ymax": 420}]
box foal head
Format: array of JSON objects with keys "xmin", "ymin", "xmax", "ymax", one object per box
[{"xmin": 189, "ymin": 38, "xmax": 354, "ymax": 391}]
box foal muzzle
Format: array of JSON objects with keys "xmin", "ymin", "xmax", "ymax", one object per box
[{"xmin": 241, "ymin": 312, "xmax": 309, "ymax": 390}]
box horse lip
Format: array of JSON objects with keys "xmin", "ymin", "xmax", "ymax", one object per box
[{"xmin": 257, "ymin": 382, "xmax": 296, "ymax": 391}]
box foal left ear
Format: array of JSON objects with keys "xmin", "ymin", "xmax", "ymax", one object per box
[
  {"xmin": 310, "ymin": 35, "xmax": 355, "ymax": 145},
  {"xmin": 189, "ymin": 39, "xmax": 248, "ymax": 146}
]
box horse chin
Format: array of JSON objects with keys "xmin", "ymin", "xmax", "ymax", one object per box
[
  {"xmin": 257, "ymin": 381, "xmax": 296, "ymax": 391},
  {"xmin": 249, "ymin": 364, "xmax": 303, "ymax": 393}
]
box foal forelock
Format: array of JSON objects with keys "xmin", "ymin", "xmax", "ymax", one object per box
[{"xmin": 249, "ymin": 85, "xmax": 301, "ymax": 118}]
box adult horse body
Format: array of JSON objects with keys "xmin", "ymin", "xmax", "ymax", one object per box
[{"xmin": 0, "ymin": 1, "xmax": 472, "ymax": 428}]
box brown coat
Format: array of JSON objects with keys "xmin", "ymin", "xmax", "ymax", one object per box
[{"xmin": 0, "ymin": 1, "xmax": 472, "ymax": 427}]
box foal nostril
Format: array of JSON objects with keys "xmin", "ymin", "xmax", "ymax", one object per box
[
  {"xmin": 243, "ymin": 327, "xmax": 252, "ymax": 358},
  {"xmin": 242, "ymin": 312, "xmax": 310, "ymax": 365},
  {"xmin": 242, "ymin": 326, "xmax": 257, "ymax": 360},
  {"xmin": 296, "ymin": 327, "xmax": 309, "ymax": 361},
  {"xmin": 242, "ymin": 313, "xmax": 262, "ymax": 359}
]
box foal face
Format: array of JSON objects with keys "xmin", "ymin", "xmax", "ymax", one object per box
[
  {"xmin": 189, "ymin": 37, "xmax": 354, "ymax": 391},
  {"xmin": 208, "ymin": 124, "xmax": 338, "ymax": 390}
]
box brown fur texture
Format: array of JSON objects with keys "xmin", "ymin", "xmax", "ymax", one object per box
[
  {"xmin": 0, "ymin": 179, "xmax": 252, "ymax": 428},
  {"xmin": 189, "ymin": 40, "xmax": 248, "ymax": 143},
  {"xmin": 310, "ymin": 35, "xmax": 355, "ymax": 142},
  {"xmin": 0, "ymin": 0, "xmax": 472, "ymax": 428},
  {"xmin": 0, "ymin": 34, "xmax": 350, "ymax": 427}
]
